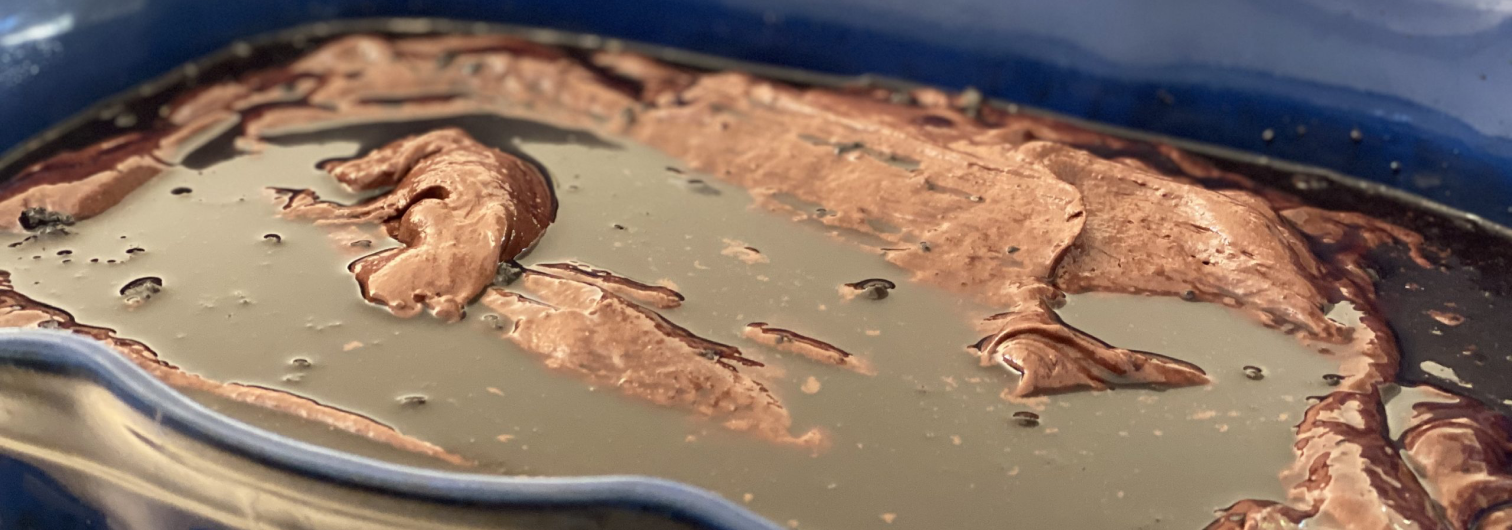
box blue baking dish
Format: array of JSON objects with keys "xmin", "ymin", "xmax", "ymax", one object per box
[{"xmin": 0, "ymin": 1, "xmax": 1508, "ymax": 529}]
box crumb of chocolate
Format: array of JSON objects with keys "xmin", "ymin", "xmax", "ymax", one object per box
[
  {"xmin": 800, "ymin": 376, "xmax": 822, "ymax": 394},
  {"xmin": 843, "ymin": 278, "xmax": 896, "ymax": 300},
  {"xmin": 263, "ymin": 233, "xmax": 282, "ymax": 243},
  {"xmin": 480, "ymin": 313, "xmax": 507, "ymax": 330},
  {"xmin": 171, "ymin": 187, "xmax": 193, "ymax": 195},
  {"xmin": 1427, "ymin": 309, "xmax": 1465, "ymax": 327},
  {"xmin": 18, "ymin": 207, "xmax": 75, "ymax": 234},
  {"xmin": 1242, "ymin": 365, "xmax": 1264, "ymax": 380},
  {"xmin": 119, "ymin": 276, "xmax": 164, "ymax": 305},
  {"xmin": 493, "ymin": 260, "xmax": 526, "ymax": 286}
]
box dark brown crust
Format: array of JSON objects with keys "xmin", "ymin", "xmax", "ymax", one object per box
[{"xmin": 743, "ymin": 322, "xmax": 875, "ymax": 376}]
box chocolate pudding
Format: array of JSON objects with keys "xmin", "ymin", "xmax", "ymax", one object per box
[{"xmin": 1, "ymin": 21, "xmax": 1510, "ymax": 530}]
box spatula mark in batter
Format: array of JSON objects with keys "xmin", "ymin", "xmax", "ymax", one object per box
[{"xmin": 482, "ymin": 270, "xmax": 823, "ymax": 448}]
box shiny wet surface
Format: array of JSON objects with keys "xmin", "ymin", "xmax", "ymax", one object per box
[{"xmin": 0, "ymin": 114, "xmax": 1344, "ymax": 529}]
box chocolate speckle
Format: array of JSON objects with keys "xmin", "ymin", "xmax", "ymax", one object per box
[
  {"xmin": 119, "ymin": 276, "xmax": 164, "ymax": 304},
  {"xmin": 18, "ymin": 207, "xmax": 74, "ymax": 234},
  {"xmin": 493, "ymin": 260, "xmax": 526, "ymax": 286},
  {"xmin": 171, "ymin": 187, "xmax": 193, "ymax": 195},
  {"xmin": 844, "ymin": 278, "xmax": 896, "ymax": 300},
  {"xmin": 480, "ymin": 313, "xmax": 507, "ymax": 330},
  {"xmin": 1242, "ymin": 365, "xmax": 1264, "ymax": 380},
  {"xmin": 263, "ymin": 233, "xmax": 282, "ymax": 243}
]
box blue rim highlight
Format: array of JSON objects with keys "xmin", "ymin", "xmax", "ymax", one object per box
[{"xmin": 0, "ymin": 330, "xmax": 783, "ymax": 530}]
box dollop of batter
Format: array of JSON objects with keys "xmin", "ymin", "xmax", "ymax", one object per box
[{"xmin": 277, "ymin": 127, "xmax": 555, "ymax": 321}]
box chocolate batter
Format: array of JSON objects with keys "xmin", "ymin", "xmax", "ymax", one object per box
[
  {"xmin": 276, "ymin": 127, "xmax": 556, "ymax": 321},
  {"xmin": 0, "ymin": 27, "xmax": 1508, "ymax": 530}
]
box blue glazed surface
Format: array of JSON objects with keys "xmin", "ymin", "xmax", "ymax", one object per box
[
  {"xmin": 0, "ymin": 0, "xmax": 1509, "ymax": 224},
  {"xmin": 0, "ymin": 331, "xmax": 784, "ymax": 530}
]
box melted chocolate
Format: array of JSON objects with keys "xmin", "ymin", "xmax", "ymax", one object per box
[
  {"xmin": 277, "ymin": 128, "xmax": 555, "ymax": 321},
  {"xmin": 0, "ymin": 31, "xmax": 1505, "ymax": 527}
]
